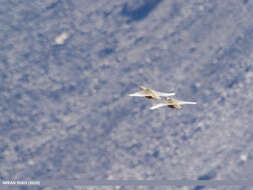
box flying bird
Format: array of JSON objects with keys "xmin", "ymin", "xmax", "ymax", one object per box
[
  {"xmin": 128, "ymin": 86, "xmax": 175, "ymax": 100},
  {"xmin": 150, "ymin": 97, "xmax": 197, "ymax": 110}
]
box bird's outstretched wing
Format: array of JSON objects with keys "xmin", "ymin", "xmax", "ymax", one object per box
[
  {"xmin": 178, "ymin": 101, "xmax": 197, "ymax": 105},
  {"xmin": 128, "ymin": 92, "xmax": 145, "ymax": 97},
  {"xmin": 150, "ymin": 103, "xmax": 169, "ymax": 110},
  {"xmin": 156, "ymin": 91, "xmax": 175, "ymax": 97}
]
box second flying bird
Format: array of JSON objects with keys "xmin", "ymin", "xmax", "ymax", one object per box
[{"xmin": 128, "ymin": 86, "xmax": 175, "ymax": 100}]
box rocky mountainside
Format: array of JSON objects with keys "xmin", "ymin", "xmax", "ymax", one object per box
[{"xmin": 1, "ymin": 0, "xmax": 253, "ymax": 190}]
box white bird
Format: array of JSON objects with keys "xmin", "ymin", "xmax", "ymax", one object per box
[
  {"xmin": 150, "ymin": 97, "xmax": 197, "ymax": 110},
  {"xmin": 128, "ymin": 86, "xmax": 175, "ymax": 100}
]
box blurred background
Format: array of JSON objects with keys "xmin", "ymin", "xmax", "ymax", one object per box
[{"xmin": 1, "ymin": 0, "xmax": 253, "ymax": 189}]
